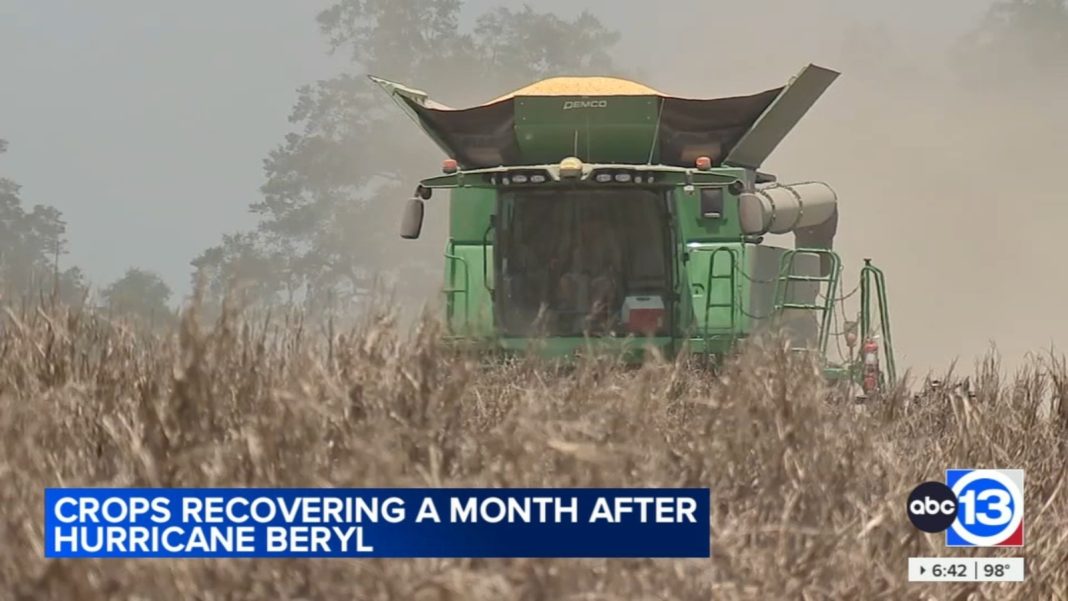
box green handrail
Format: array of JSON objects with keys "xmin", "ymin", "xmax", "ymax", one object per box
[
  {"xmin": 702, "ymin": 246, "xmax": 739, "ymax": 342},
  {"xmin": 773, "ymin": 248, "xmax": 841, "ymax": 356},
  {"xmin": 444, "ymin": 252, "xmax": 470, "ymax": 326},
  {"xmin": 481, "ymin": 222, "xmax": 494, "ymax": 296}
]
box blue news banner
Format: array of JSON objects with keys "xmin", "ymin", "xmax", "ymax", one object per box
[{"xmin": 45, "ymin": 488, "xmax": 710, "ymax": 558}]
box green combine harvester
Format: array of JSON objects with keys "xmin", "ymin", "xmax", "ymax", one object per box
[{"xmin": 372, "ymin": 64, "xmax": 896, "ymax": 394}]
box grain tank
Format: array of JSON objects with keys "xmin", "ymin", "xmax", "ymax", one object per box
[{"xmin": 372, "ymin": 65, "xmax": 896, "ymax": 390}]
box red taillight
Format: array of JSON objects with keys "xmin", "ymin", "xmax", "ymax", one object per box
[
  {"xmin": 695, "ymin": 156, "xmax": 712, "ymax": 170},
  {"xmin": 442, "ymin": 158, "xmax": 459, "ymax": 174}
]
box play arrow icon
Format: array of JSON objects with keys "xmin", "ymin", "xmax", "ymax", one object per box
[{"xmin": 920, "ymin": 566, "xmax": 927, "ymax": 575}]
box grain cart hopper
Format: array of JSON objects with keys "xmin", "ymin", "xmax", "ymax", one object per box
[{"xmin": 371, "ymin": 65, "xmax": 896, "ymax": 392}]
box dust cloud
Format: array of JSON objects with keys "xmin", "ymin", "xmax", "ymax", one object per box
[
  {"xmin": 631, "ymin": 0, "xmax": 1068, "ymax": 374},
  {"xmin": 378, "ymin": 0, "xmax": 1067, "ymax": 374}
]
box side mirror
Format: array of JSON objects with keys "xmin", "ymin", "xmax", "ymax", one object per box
[{"xmin": 400, "ymin": 197, "xmax": 425, "ymax": 239}]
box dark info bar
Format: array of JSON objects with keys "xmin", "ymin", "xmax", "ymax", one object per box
[{"xmin": 45, "ymin": 488, "xmax": 711, "ymax": 558}]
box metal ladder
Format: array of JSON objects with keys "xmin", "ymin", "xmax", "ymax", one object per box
[
  {"xmin": 702, "ymin": 247, "xmax": 739, "ymax": 343},
  {"xmin": 443, "ymin": 251, "xmax": 470, "ymax": 330},
  {"xmin": 772, "ymin": 249, "xmax": 841, "ymax": 356}
]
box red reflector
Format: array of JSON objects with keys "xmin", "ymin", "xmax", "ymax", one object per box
[
  {"xmin": 442, "ymin": 158, "xmax": 459, "ymax": 174},
  {"xmin": 695, "ymin": 156, "xmax": 712, "ymax": 170}
]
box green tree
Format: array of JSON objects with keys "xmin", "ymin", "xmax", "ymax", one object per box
[
  {"xmin": 101, "ymin": 268, "xmax": 173, "ymax": 325},
  {"xmin": 193, "ymin": 1, "xmax": 620, "ymax": 311},
  {"xmin": 0, "ymin": 138, "xmax": 87, "ymax": 304},
  {"xmin": 191, "ymin": 232, "xmax": 293, "ymax": 307}
]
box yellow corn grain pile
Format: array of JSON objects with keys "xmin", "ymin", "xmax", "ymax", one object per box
[{"xmin": 487, "ymin": 76, "xmax": 663, "ymax": 103}]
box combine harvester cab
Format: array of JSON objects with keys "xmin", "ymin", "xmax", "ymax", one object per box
[{"xmin": 371, "ymin": 65, "xmax": 896, "ymax": 394}]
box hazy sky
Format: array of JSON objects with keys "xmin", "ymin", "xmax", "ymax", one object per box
[{"xmin": 1, "ymin": 0, "xmax": 994, "ymax": 294}]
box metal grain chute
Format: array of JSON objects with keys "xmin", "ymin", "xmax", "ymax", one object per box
[{"xmin": 739, "ymin": 181, "xmax": 839, "ymax": 273}]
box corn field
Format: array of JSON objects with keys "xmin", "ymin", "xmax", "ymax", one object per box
[{"xmin": 1, "ymin": 300, "xmax": 1066, "ymax": 600}]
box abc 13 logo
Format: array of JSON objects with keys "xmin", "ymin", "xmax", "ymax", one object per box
[{"xmin": 906, "ymin": 469, "xmax": 1024, "ymax": 547}]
